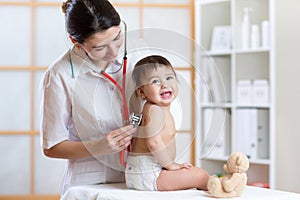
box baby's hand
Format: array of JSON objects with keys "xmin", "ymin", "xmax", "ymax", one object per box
[
  {"xmin": 165, "ymin": 162, "xmax": 193, "ymax": 170},
  {"xmin": 180, "ymin": 162, "xmax": 193, "ymax": 169}
]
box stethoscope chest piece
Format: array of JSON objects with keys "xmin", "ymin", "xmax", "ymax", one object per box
[{"xmin": 129, "ymin": 113, "xmax": 142, "ymax": 127}]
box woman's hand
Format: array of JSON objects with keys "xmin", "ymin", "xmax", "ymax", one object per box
[
  {"xmin": 164, "ymin": 162, "xmax": 193, "ymax": 171},
  {"xmin": 104, "ymin": 125, "xmax": 136, "ymax": 153},
  {"xmin": 44, "ymin": 125, "xmax": 136, "ymax": 160}
]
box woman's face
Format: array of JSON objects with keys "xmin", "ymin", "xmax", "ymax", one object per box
[{"xmin": 80, "ymin": 26, "xmax": 123, "ymax": 63}]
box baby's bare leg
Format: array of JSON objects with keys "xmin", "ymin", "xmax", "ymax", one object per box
[{"xmin": 156, "ymin": 166, "xmax": 209, "ymax": 191}]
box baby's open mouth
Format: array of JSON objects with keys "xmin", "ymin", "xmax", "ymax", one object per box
[{"xmin": 160, "ymin": 91, "xmax": 172, "ymax": 98}]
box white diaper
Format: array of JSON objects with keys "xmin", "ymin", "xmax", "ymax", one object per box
[{"xmin": 125, "ymin": 155, "xmax": 162, "ymax": 191}]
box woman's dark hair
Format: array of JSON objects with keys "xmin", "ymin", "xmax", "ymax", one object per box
[
  {"xmin": 62, "ymin": 0, "xmax": 121, "ymax": 44},
  {"xmin": 132, "ymin": 55, "xmax": 176, "ymax": 87}
]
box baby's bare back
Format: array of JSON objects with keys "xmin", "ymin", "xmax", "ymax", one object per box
[{"xmin": 131, "ymin": 106, "xmax": 176, "ymax": 159}]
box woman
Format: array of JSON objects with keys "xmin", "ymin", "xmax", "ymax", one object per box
[{"xmin": 40, "ymin": 0, "xmax": 140, "ymax": 194}]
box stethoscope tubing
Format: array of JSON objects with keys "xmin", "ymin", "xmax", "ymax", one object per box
[
  {"xmin": 69, "ymin": 21, "xmax": 130, "ymax": 167},
  {"xmin": 101, "ymin": 57, "xmax": 129, "ymax": 168},
  {"xmin": 100, "ymin": 60, "xmax": 129, "ymax": 122}
]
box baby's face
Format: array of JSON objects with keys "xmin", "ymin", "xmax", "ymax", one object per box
[{"xmin": 139, "ymin": 66, "xmax": 178, "ymax": 107}]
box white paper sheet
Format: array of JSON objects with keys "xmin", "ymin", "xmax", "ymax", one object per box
[{"xmin": 61, "ymin": 183, "xmax": 300, "ymax": 200}]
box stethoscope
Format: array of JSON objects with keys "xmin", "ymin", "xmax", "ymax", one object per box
[{"xmin": 69, "ymin": 21, "xmax": 142, "ymax": 167}]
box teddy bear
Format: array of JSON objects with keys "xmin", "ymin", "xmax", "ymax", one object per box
[{"xmin": 207, "ymin": 152, "xmax": 249, "ymax": 198}]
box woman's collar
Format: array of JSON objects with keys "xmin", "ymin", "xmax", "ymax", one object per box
[{"xmin": 72, "ymin": 46, "xmax": 123, "ymax": 78}]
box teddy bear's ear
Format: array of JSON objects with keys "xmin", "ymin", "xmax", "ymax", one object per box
[
  {"xmin": 236, "ymin": 154, "xmax": 243, "ymax": 173},
  {"xmin": 223, "ymin": 163, "xmax": 228, "ymax": 171},
  {"xmin": 236, "ymin": 155, "xmax": 242, "ymax": 166}
]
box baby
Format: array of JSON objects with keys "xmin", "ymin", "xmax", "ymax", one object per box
[{"xmin": 125, "ymin": 55, "xmax": 209, "ymax": 191}]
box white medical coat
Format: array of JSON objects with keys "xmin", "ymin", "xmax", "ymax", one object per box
[{"xmin": 40, "ymin": 45, "xmax": 144, "ymax": 194}]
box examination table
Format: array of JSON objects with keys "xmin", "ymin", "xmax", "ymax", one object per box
[{"xmin": 61, "ymin": 183, "xmax": 300, "ymax": 200}]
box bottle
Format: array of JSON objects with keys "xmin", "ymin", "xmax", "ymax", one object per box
[
  {"xmin": 261, "ymin": 20, "xmax": 270, "ymax": 48},
  {"xmin": 251, "ymin": 24, "xmax": 260, "ymax": 49},
  {"xmin": 241, "ymin": 8, "xmax": 250, "ymax": 49}
]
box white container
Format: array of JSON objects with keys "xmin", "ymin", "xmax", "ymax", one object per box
[
  {"xmin": 255, "ymin": 109, "xmax": 270, "ymax": 159},
  {"xmin": 251, "ymin": 24, "xmax": 260, "ymax": 49},
  {"xmin": 200, "ymin": 80, "xmax": 210, "ymax": 103},
  {"xmin": 241, "ymin": 8, "xmax": 251, "ymax": 49},
  {"xmin": 237, "ymin": 80, "xmax": 253, "ymax": 105},
  {"xmin": 203, "ymin": 109, "xmax": 230, "ymax": 157},
  {"xmin": 261, "ymin": 20, "xmax": 270, "ymax": 48},
  {"xmin": 253, "ymin": 79, "xmax": 269, "ymax": 105},
  {"xmin": 235, "ymin": 109, "xmax": 269, "ymax": 159}
]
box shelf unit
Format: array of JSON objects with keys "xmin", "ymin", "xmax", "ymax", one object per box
[{"xmin": 194, "ymin": 0, "xmax": 275, "ymax": 188}]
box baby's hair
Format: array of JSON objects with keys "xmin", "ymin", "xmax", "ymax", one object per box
[{"xmin": 132, "ymin": 55, "xmax": 176, "ymax": 87}]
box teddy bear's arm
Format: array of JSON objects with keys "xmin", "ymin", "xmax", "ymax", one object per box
[
  {"xmin": 222, "ymin": 173, "xmax": 243, "ymax": 192},
  {"xmin": 208, "ymin": 175, "xmax": 237, "ymax": 198}
]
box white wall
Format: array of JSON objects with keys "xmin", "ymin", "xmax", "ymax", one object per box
[
  {"xmin": 275, "ymin": 0, "xmax": 300, "ymax": 193},
  {"xmin": 0, "ymin": 1, "xmax": 194, "ymax": 196}
]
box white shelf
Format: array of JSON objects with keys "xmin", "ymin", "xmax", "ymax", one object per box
[
  {"xmin": 201, "ymin": 103, "xmax": 270, "ymax": 109},
  {"xmin": 202, "ymin": 156, "xmax": 228, "ymax": 162},
  {"xmin": 203, "ymin": 156, "xmax": 270, "ymax": 165},
  {"xmin": 199, "ymin": 0, "xmax": 230, "ymax": 5},
  {"xmin": 201, "ymin": 102, "xmax": 233, "ymax": 108},
  {"xmin": 235, "ymin": 104, "xmax": 271, "ymax": 109},
  {"xmin": 204, "ymin": 48, "xmax": 270, "ymax": 56},
  {"xmin": 249, "ymin": 158, "xmax": 271, "ymax": 165},
  {"xmin": 195, "ymin": 0, "xmax": 275, "ymax": 188},
  {"xmin": 204, "ymin": 50, "xmax": 232, "ymax": 56},
  {"xmin": 234, "ymin": 48, "xmax": 270, "ymax": 54}
]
